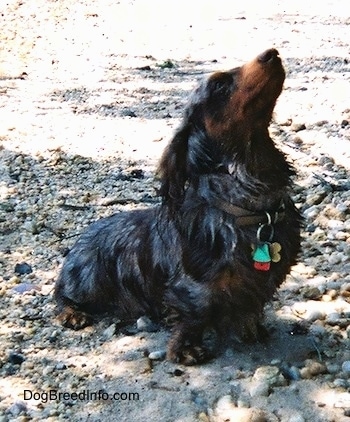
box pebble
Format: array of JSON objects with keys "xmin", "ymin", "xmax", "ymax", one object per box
[
  {"xmin": 215, "ymin": 396, "xmax": 276, "ymax": 422},
  {"xmin": 341, "ymin": 361, "xmax": 350, "ymax": 375},
  {"xmin": 326, "ymin": 362, "xmax": 340, "ymax": 374},
  {"xmin": 280, "ymin": 365, "xmax": 301, "ymax": 381},
  {"xmin": 102, "ymin": 323, "xmax": 116, "ymax": 340},
  {"xmin": 14, "ymin": 262, "xmax": 33, "ymax": 275},
  {"xmin": 8, "ymin": 401, "xmax": 27, "ymax": 417},
  {"xmin": 299, "ymin": 360, "xmax": 328, "ymax": 380},
  {"xmin": 333, "ymin": 378, "xmax": 348, "ymax": 389},
  {"xmin": 8, "ymin": 351, "xmax": 25, "ymax": 365},
  {"xmin": 136, "ymin": 316, "xmax": 158, "ymax": 332},
  {"xmin": 148, "ymin": 350, "xmax": 166, "ymax": 361},
  {"xmin": 249, "ymin": 366, "xmax": 286, "ymax": 397},
  {"xmin": 301, "ymin": 286, "xmax": 322, "ymax": 300},
  {"xmin": 326, "ymin": 312, "xmax": 342, "ymax": 326},
  {"xmin": 287, "ymin": 414, "xmax": 305, "ymax": 422},
  {"xmin": 291, "ymin": 122, "xmax": 306, "ymax": 132},
  {"xmin": 12, "ymin": 283, "xmax": 40, "ymax": 294},
  {"xmin": 55, "ymin": 362, "xmax": 67, "ymax": 370}
]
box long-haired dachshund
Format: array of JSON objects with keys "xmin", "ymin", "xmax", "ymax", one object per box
[{"xmin": 55, "ymin": 49, "xmax": 302, "ymax": 365}]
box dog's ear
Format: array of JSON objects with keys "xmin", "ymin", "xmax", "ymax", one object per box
[{"xmin": 157, "ymin": 123, "xmax": 191, "ymax": 210}]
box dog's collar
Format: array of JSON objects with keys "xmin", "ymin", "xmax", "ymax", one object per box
[{"xmin": 212, "ymin": 199, "xmax": 286, "ymax": 226}]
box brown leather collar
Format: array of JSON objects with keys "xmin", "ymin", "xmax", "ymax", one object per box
[{"xmin": 213, "ymin": 198, "xmax": 286, "ymax": 226}]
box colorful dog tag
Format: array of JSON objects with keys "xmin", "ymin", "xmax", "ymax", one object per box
[
  {"xmin": 252, "ymin": 243, "xmax": 271, "ymax": 271},
  {"xmin": 269, "ymin": 242, "xmax": 282, "ymax": 262}
]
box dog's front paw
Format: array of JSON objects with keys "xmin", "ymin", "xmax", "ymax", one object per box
[
  {"xmin": 57, "ymin": 306, "xmax": 92, "ymax": 330},
  {"xmin": 167, "ymin": 344, "xmax": 212, "ymax": 365}
]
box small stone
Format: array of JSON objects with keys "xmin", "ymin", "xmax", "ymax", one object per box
[
  {"xmin": 326, "ymin": 312, "xmax": 342, "ymax": 325},
  {"xmin": 309, "ymin": 322, "xmax": 326, "ymax": 337},
  {"xmin": 102, "ymin": 323, "xmax": 116, "ymax": 340},
  {"xmin": 249, "ymin": 381, "xmax": 269, "ymax": 397},
  {"xmin": 307, "ymin": 361, "xmax": 327, "ymax": 376},
  {"xmin": 216, "ymin": 395, "xmax": 235, "ymax": 412},
  {"xmin": 328, "ymin": 253, "xmax": 342, "ymax": 265},
  {"xmin": 42, "ymin": 365, "xmax": 55, "ymax": 376},
  {"xmin": 198, "ymin": 412, "xmax": 210, "ymax": 422},
  {"xmin": 249, "ymin": 366, "xmax": 286, "ymax": 397},
  {"xmin": 299, "ymin": 367, "xmax": 312, "ymax": 379},
  {"xmin": 0, "ymin": 201, "xmax": 15, "ymax": 212},
  {"xmin": 326, "ymin": 363, "xmax": 340, "ymax": 374},
  {"xmin": 280, "ymin": 365, "xmax": 301, "ymax": 381},
  {"xmin": 215, "ymin": 400, "xmax": 276, "ymax": 422},
  {"xmin": 55, "ymin": 362, "xmax": 67, "ymax": 370},
  {"xmin": 340, "ymin": 283, "xmax": 350, "ymax": 297},
  {"xmin": 326, "ymin": 289, "xmax": 338, "ymax": 299},
  {"xmin": 333, "ymin": 379, "xmax": 347, "ymax": 389},
  {"xmin": 23, "ymin": 219, "xmax": 41, "ymax": 234},
  {"xmin": 291, "ymin": 122, "xmax": 306, "ymax": 132},
  {"xmin": 12, "ymin": 283, "xmax": 40, "ymax": 294},
  {"xmin": 288, "ymin": 414, "xmax": 305, "ymax": 422},
  {"xmin": 148, "ymin": 350, "xmax": 166, "ymax": 361},
  {"xmin": 8, "ymin": 401, "xmax": 27, "ymax": 416},
  {"xmin": 136, "ymin": 316, "xmax": 158, "ymax": 332},
  {"xmin": 341, "ymin": 361, "xmax": 350, "ymax": 375},
  {"xmin": 301, "ymin": 286, "xmax": 322, "ymax": 300},
  {"xmin": 14, "ymin": 262, "xmax": 33, "ymax": 275},
  {"xmin": 8, "ymin": 351, "xmax": 25, "ymax": 365}
]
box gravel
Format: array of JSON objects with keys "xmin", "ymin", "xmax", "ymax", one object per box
[{"xmin": 1, "ymin": 1, "xmax": 350, "ymax": 421}]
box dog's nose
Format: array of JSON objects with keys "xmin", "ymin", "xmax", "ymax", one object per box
[{"xmin": 257, "ymin": 49, "xmax": 280, "ymax": 63}]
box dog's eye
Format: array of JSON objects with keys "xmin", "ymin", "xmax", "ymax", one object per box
[{"xmin": 208, "ymin": 73, "xmax": 233, "ymax": 98}]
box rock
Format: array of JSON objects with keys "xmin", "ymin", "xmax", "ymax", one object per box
[
  {"xmin": 136, "ymin": 316, "xmax": 158, "ymax": 332},
  {"xmin": 340, "ymin": 283, "xmax": 350, "ymax": 298},
  {"xmin": 341, "ymin": 361, "xmax": 350, "ymax": 375},
  {"xmin": 333, "ymin": 378, "xmax": 348, "ymax": 388},
  {"xmin": 306, "ymin": 360, "xmax": 328, "ymax": 376},
  {"xmin": 14, "ymin": 262, "xmax": 33, "ymax": 275},
  {"xmin": 23, "ymin": 219, "xmax": 41, "ymax": 234},
  {"xmin": 8, "ymin": 401, "xmax": 27, "ymax": 417},
  {"xmin": 301, "ymin": 286, "xmax": 322, "ymax": 300},
  {"xmin": 328, "ymin": 253, "xmax": 342, "ymax": 265},
  {"xmin": 102, "ymin": 323, "xmax": 116, "ymax": 340},
  {"xmin": 12, "ymin": 283, "xmax": 40, "ymax": 294},
  {"xmin": 8, "ymin": 351, "xmax": 25, "ymax": 365},
  {"xmin": 326, "ymin": 312, "xmax": 342, "ymax": 326},
  {"xmin": 299, "ymin": 367, "xmax": 312, "ymax": 379},
  {"xmin": 215, "ymin": 396, "xmax": 276, "ymax": 422},
  {"xmin": 216, "ymin": 394, "xmax": 235, "ymax": 412},
  {"xmin": 148, "ymin": 350, "xmax": 166, "ymax": 361},
  {"xmin": 280, "ymin": 365, "xmax": 301, "ymax": 381},
  {"xmin": 55, "ymin": 362, "xmax": 67, "ymax": 370},
  {"xmin": 287, "ymin": 414, "xmax": 305, "ymax": 422},
  {"xmin": 42, "ymin": 365, "xmax": 55, "ymax": 376},
  {"xmin": 249, "ymin": 366, "xmax": 286, "ymax": 397},
  {"xmin": 291, "ymin": 122, "xmax": 306, "ymax": 132}
]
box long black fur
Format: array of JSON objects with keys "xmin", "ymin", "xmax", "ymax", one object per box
[{"xmin": 54, "ymin": 49, "xmax": 302, "ymax": 365}]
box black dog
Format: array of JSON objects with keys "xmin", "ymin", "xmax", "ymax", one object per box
[{"xmin": 55, "ymin": 49, "xmax": 302, "ymax": 365}]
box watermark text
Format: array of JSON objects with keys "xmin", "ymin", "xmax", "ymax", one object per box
[{"xmin": 23, "ymin": 389, "xmax": 139, "ymax": 403}]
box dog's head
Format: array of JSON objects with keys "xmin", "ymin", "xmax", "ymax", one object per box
[{"xmin": 158, "ymin": 49, "xmax": 286, "ymax": 209}]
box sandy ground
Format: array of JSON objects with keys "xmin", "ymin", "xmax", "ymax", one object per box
[{"xmin": 1, "ymin": 1, "xmax": 350, "ymax": 421}]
